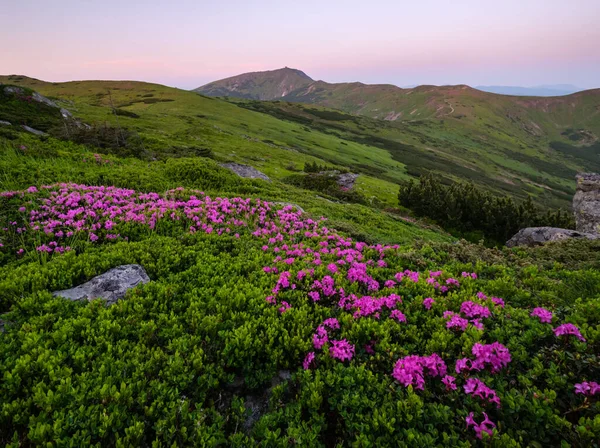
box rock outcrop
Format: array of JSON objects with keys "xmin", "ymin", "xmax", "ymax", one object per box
[
  {"xmin": 574, "ymin": 173, "xmax": 600, "ymax": 234},
  {"xmin": 337, "ymin": 172, "xmax": 359, "ymax": 190},
  {"xmin": 506, "ymin": 227, "xmax": 599, "ymax": 248},
  {"xmin": 221, "ymin": 163, "xmax": 270, "ymax": 182},
  {"xmin": 53, "ymin": 264, "xmax": 150, "ymax": 305}
]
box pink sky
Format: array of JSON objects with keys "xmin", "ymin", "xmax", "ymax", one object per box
[{"xmin": 1, "ymin": 0, "xmax": 599, "ymax": 89}]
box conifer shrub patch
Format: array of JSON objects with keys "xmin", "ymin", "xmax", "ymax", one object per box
[{"xmin": 1, "ymin": 183, "xmax": 599, "ymax": 446}]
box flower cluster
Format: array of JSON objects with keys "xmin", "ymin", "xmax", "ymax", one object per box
[
  {"xmin": 466, "ymin": 412, "xmax": 496, "ymax": 439},
  {"xmin": 392, "ymin": 354, "xmax": 447, "ymax": 390},
  {"xmin": 530, "ymin": 307, "xmax": 553, "ymax": 323},
  {"xmin": 464, "ymin": 378, "xmax": 501, "ymax": 407},
  {"xmin": 456, "ymin": 342, "xmax": 511, "ymax": 373},
  {"xmin": 574, "ymin": 382, "xmax": 600, "ymax": 396},
  {"xmin": 553, "ymin": 323, "xmax": 586, "ymax": 342},
  {"xmin": 329, "ymin": 339, "xmax": 355, "ymax": 361}
]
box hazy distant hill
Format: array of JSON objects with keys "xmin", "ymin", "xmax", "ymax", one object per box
[
  {"xmin": 476, "ymin": 85, "xmax": 583, "ymax": 96},
  {"xmin": 194, "ymin": 67, "xmax": 313, "ymax": 100}
]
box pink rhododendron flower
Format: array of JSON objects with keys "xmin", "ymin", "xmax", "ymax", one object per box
[
  {"xmin": 530, "ymin": 307, "xmax": 553, "ymax": 323},
  {"xmin": 423, "ymin": 297, "xmax": 435, "ymax": 310},
  {"xmin": 322, "ymin": 318, "xmax": 340, "ymax": 330},
  {"xmin": 460, "ymin": 301, "xmax": 491, "ymax": 319},
  {"xmin": 384, "ymin": 280, "xmax": 396, "ymax": 289},
  {"xmin": 303, "ymin": 352, "xmax": 315, "ymax": 370},
  {"xmin": 464, "ymin": 378, "xmax": 501, "ymax": 407},
  {"xmin": 329, "ymin": 339, "xmax": 355, "ymax": 361},
  {"xmin": 553, "ymin": 323, "xmax": 586, "ymax": 342},
  {"xmin": 442, "ymin": 375, "xmax": 457, "ymax": 391},
  {"xmin": 313, "ymin": 326, "xmax": 329, "ymax": 349},
  {"xmin": 466, "ymin": 412, "xmax": 496, "ymax": 439},
  {"xmin": 390, "ymin": 309, "xmax": 406, "ymax": 323},
  {"xmin": 392, "ymin": 353, "xmax": 447, "ymax": 390},
  {"xmin": 574, "ymin": 381, "xmax": 600, "ymax": 396},
  {"xmin": 278, "ymin": 301, "xmax": 290, "ymax": 314},
  {"xmin": 446, "ymin": 314, "xmax": 469, "ymax": 332}
]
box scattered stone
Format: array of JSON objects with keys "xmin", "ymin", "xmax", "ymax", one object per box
[
  {"xmin": 3, "ymin": 86, "xmax": 24, "ymax": 95},
  {"xmin": 0, "ymin": 120, "xmax": 11, "ymax": 126},
  {"xmin": 506, "ymin": 227, "xmax": 599, "ymax": 248},
  {"xmin": 221, "ymin": 162, "xmax": 270, "ymax": 182},
  {"xmin": 53, "ymin": 264, "xmax": 150, "ymax": 305},
  {"xmin": 21, "ymin": 125, "xmax": 47, "ymax": 136},
  {"xmin": 574, "ymin": 173, "xmax": 600, "ymax": 234}
]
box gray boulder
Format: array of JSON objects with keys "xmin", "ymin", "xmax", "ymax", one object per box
[
  {"xmin": 221, "ymin": 162, "xmax": 270, "ymax": 182},
  {"xmin": 53, "ymin": 264, "xmax": 150, "ymax": 305},
  {"xmin": 574, "ymin": 173, "xmax": 600, "ymax": 234},
  {"xmin": 506, "ymin": 226, "xmax": 599, "ymax": 248}
]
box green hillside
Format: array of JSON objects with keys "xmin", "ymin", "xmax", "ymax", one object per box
[{"xmin": 1, "ymin": 75, "xmax": 600, "ymax": 446}]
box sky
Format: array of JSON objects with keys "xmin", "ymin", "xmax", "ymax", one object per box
[{"xmin": 1, "ymin": 0, "xmax": 599, "ymax": 90}]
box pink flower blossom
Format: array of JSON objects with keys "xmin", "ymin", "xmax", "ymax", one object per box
[
  {"xmin": 554, "ymin": 323, "xmax": 586, "ymax": 342},
  {"xmin": 322, "ymin": 318, "xmax": 340, "ymax": 330},
  {"xmin": 392, "ymin": 353, "xmax": 447, "ymax": 390},
  {"xmin": 278, "ymin": 301, "xmax": 291, "ymax": 314},
  {"xmin": 313, "ymin": 326, "xmax": 329, "ymax": 349},
  {"xmin": 574, "ymin": 381, "xmax": 600, "ymax": 396},
  {"xmin": 464, "ymin": 378, "xmax": 501, "ymax": 407},
  {"xmin": 329, "ymin": 339, "xmax": 355, "ymax": 361},
  {"xmin": 303, "ymin": 352, "xmax": 315, "ymax": 370},
  {"xmin": 466, "ymin": 412, "xmax": 496, "ymax": 439},
  {"xmin": 460, "ymin": 301, "xmax": 491, "ymax": 319},
  {"xmin": 390, "ymin": 309, "xmax": 407, "ymax": 323},
  {"xmin": 442, "ymin": 375, "xmax": 457, "ymax": 391},
  {"xmin": 423, "ymin": 297, "xmax": 435, "ymax": 310},
  {"xmin": 530, "ymin": 307, "xmax": 553, "ymax": 323}
]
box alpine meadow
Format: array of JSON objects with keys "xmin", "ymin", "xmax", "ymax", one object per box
[{"xmin": 1, "ymin": 1, "xmax": 600, "ymax": 446}]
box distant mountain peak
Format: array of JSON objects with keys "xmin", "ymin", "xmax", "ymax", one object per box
[{"xmin": 194, "ymin": 67, "xmax": 313, "ymax": 100}]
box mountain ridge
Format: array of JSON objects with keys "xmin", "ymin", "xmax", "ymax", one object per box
[{"xmin": 194, "ymin": 68, "xmax": 600, "ymax": 126}]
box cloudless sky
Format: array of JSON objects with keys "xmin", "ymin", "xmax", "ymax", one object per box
[{"xmin": 1, "ymin": 0, "xmax": 599, "ymax": 89}]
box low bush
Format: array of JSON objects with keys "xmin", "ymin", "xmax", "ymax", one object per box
[{"xmin": 399, "ymin": 175, "xmax": 574, "ymax": 245}]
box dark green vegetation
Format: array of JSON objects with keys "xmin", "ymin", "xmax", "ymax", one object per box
[
  {"xmin": 399, "ymin": 175, "xmax": 574, "ymax": 244},
  {"xmin": 1, "ymin": 74, "xmax": 599, "ymax": 446}
]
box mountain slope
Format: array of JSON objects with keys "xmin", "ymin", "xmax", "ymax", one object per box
[
  {"xmin": 195, "ymin": 67, "xmax": 313, "ymax": 100},
  {"xmin": 3, "ymin": 74, "xmax": 599, "ymax": 211}
]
